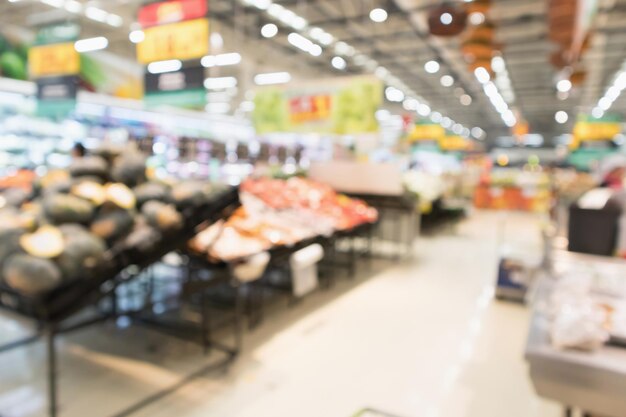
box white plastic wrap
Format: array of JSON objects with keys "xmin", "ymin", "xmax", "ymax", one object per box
[{"xmin": 550, "ymin": 297, "xmax": 609, "ymax": 351}]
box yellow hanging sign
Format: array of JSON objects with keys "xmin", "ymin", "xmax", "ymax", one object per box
[
  {"xmin": 408, "ymin": 124, "xmax": 445, "ymax": 142},
  {"xmin": 439, "ymin": 135, "xmax": 470, "ymax": 151},
  {"xmin": 29, "ymin": 43, "xmax": 80, "ymax": 78},
  {"xmin": 137, "ymin": 18, "xmax": 209, "ymax": 64}
]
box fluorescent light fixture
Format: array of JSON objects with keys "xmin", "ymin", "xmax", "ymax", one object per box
[
  {"xmin": 288, "ymin": 32, "xmax": 313, "ymax": 52},
  {"xmin": 245, "ymin": 0, "xmax": 270, "ymax": 10},
  {"xmin": 491, "ymin": 56, "xmax": 505, "ymax": 73},
  {"xmin": 217, "ymin": 52, "xmax": 242, "ymax": 66},
  {"xmin": 74, "ymin": 36, "xmax": 108, "ymax": 52},
  {"xmin": 85, "ymin": 6, "xmax": 109, "ymax": 23},
  {"xmin": 440, "ymin": 75, "xmax": 454, "ymax": 87},
  {"xmin": 41, "ymin": 0, "xmax": 63, "ymax": 7},
  {"xmin": 291, "ymin": 16, "xmax": 308, "ymax": 30},
  {"xmin": 210, "ymin": 32, "xmax": 224, "ymax": 49},
  {"xmin": 370, "ymin": 8, "xmax": 388, "ymax": 23},
  {"xmin": 469, "ymin": 12, "xmax": 485, "ymax": 25},
  {"xmin": 254, "ymin": 72, "xmax": 291, "ymax": 85},
  {"xmin": 64, "ymin": 0, "xmax": 82, "ymax": 13},
  {"xmin": 147, "ymin": 59, "xmax": 182, "ymax": 74},
  {"xmin": 452, "ymin": 123, "xmax": 463, "ymax": 134},
  {"xmin": 385, "ymin": 87, "xmax": 404, "ymax": 102},
  {"xmin": 555, "ymin": 110, "xmax": 568, "ymax": 124},
  {"xmin": 556, "ymin": 79, "xmax": 572, "ymax": 93},
  {"xmin": 267, "ymin": 3, "xmax": 285, "ymax": 18},
  {"xmin": 335, "ymin": 41, "xmax": 354, "ymax": 56},
  {"xmin": 375, "ymin": 109, "xmax": 390, "ymax": 120},
  {"xmin": 424, "ymin": 60, "xmax": 440, "ymax": 74},
  {"xmin": 471, "ymin": 127, "xmax": 485, "ymax": 139},
  {"xmin": 332, "ymin": 56, "xmax": 347, "ymax": 70},
  {"xmin": 440, "ymin": 12, "xmax": 453, "ymax": 25},
  {"xmin": 204, "ymin": 76, "xmax": 238, "ymax": 89},
  {"xmin": 460, "ymin": 94, "xmax": 472, "ymax": 106},
  {"xmin": 592, "ymin": 107, "xmax": 604, "ymax": 119},
  {"xmin": 441, "ymin": 117, "xmax": 452, "ymax": 128},
  {"xmin": 129, "ymin": 30, "xmax": 145, "ymax": 44},
  {"xmin": 309, "ymin": 44, "xmax": 322, "ymax": 56},
  {"xmin": 474, "ymin": 67, "xmax": 490, "ymax": 83},
  {"xmin": 261, "ymin": 23, "xmax": 278, "ymax": 38},
  {"xmin": 106, "ymin": 14, "xmax": 123, "ymax": 27},
  {"xmin": 599, "ymin": 96, "xmax": 612, "ymax": 110},
  {"xmin": 403, "ymin": 98, "xmax": 419, "ymax": 111},
  {"xmin": 417, "ymin": 103, "xmax": 431, "ymax": 116},
  {"xmin": 430, "ymin": 112, "xmax": 442, "ymax": 123}
]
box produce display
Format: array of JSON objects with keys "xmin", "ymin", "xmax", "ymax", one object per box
[
  {"xmin": 474, "ymin": 169, "xmax": 552, "ymax": 212},
  {"xmin": 190, "ymin": 177, "xmax": 378, "ymax": 262},
  {"xmin": 0, "ymin": 145, "xmax": 232, "ymax": 298}
]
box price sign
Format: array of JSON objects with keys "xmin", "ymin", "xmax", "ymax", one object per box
[
  {"xmin": 289, "ymin": 95, "xmax": 332, "ymax": 124},
  {"xmin": 29, "ymin": 43, "xmax": 80, "ymax": 78},
  {"xmin": 138, "ymin": 0, "xmax": 208, "ymax": 28},
  {"xmin": 137, "ymin": 18, "xmax": 209, "ymax": 64}
]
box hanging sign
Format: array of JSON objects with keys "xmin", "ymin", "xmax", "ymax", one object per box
[
  {"xmin": 29, "ymin": 42, "xmax": 80, "ymax": 78},
  {"xmin": 36, "ymin": 75, "xmax": 78, "ymax": 118},
  {"xmin": 253, "ymin": 75, "xmax": 382, "ymax": 134},
  {"xmin": 144, "ymin": 66, "xmax": 206, "ymax": 108},
  {"xmin": 439, "ymin": 135, "xmax": 470, "ymax": 151},
  {"xmin": 137, "ymin": 18, "xmax": 209, "ymax": 64},
  {"xmin": 570, "ymin": 114, "xmax": 622, "ymax": 149},
  {"xmin": 138, "ymin": 0, "xmax": 208, "ymax": 28},
  {"xmin": 35, "ymin": 22, "xmax": 80, "ymax": 45},
  {"xmin": 408, "ymin": 123, "xmax": 445, "ymax": 142}
]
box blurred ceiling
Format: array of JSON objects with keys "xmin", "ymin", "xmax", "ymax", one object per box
[{"xmin": 2, "ymin": 0, "xmax": 626, "ymax": 143}]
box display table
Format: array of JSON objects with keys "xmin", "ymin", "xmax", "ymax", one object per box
[{"xmin": 525, "ymin": 252, "xmax": 626, "ymax": 417}]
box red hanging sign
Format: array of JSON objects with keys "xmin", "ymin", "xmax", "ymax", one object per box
[{"xmin": 138, "ymin": 0, "xmax": 208, "ymax": 28}]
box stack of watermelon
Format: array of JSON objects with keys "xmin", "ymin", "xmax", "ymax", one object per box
[
  {"xmin": 0, "ymin": 35, "xmax": 28, "ymax": 81},
  {"xmin": 0, "ymin": 146, "xmax": 227, "ymax": 297}
]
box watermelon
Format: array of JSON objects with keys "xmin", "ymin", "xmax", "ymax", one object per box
[
  {"xmin": 141, "ymin": 200, "xmax": 183, "ymax": 232},
  {"xmin": 43, "ymin": 194, "xmax": 95, "ymax": 225},
  {"xmin": 69, "ymin": 156, "xmax": 109, "ymax": 180},
  {"xmin": 171, "ymin": 181, "xmax": 210, "ymax": 208},
  {"xmin": 111, "ymin": 153, "xmax": 147, "ymax": 187},
  {"xmin": 124, "ymin": 221, "xmax": 161, "ymax": 254},
  {"xmin": 0, "ymin": 226, "xmax": 25, "ymax": 270},
  {"xmin": 56, "ymin": 227, "xmax": 107, "ymax": 282},
  {"xmin": 90, "ymin": 209, "xmax": 134, "ymax": 242},
  {"xmin": 0, "ymin": 51, "xmax": 27, "ymax": 80},
  {"xmin": 71, "ymin": 181, "xmax": 106, "ymax": 205},
  {"xmin": 134, "ymin": 182, "xmax": 171, "ymax": 207},
  {"xmin": 3, "ymin": 254, "xmax": 62, "ymax": 296},
  {"xmin": 104, "ymin": 183, "xmax": 136, "ymax": 210},
  {"xmin": 19, "ymin": 225, "xmax": 65, "ymax": 258}
]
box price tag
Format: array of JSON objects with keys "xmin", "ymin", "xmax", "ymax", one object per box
[
  {"xmin": 137, "ymin": 18, "xmax": 209, "ymax": 63},
  {"xmin": 29, "ymin": 43, "xmax": 80, "ymax": 78}
]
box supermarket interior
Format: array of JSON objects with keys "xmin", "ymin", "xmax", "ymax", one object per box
[{"xmin": 1, "ymin": 0, "xmax": 626, "ymax": 416}]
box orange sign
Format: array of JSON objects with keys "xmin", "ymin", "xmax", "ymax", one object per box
[
  {"xmin": 137, "ymin": 18, "xmax": 209, "ymax": 64},
  {"xmin": 289, "ymin": 95, "xmax": 332, "ymax": 124},
  {"xmin": 29, "ymin": 43, "xmax": 80, "ymax": 78}
]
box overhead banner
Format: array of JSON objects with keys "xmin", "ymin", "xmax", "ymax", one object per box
[
  {"xmin": 137, "ymin": 18, "xmax": 209, "ymax": 64},
  {"xmin": 36, "ymin": 75, "xmax": 78, "ymax": 118},
  {"xmin": 407, "ymin": 123, "xmax": 445, "ymax": 142},
  {"xmin": 253, "ymin": 75, "xmax": 382, "ymax": 134},
  {"xmin": 571, "ymin": 114, "xmax": 622, "ymax": 149},
  {"xmin": 144, "ymin": 65, "xmax": 206, "ymax": 108},
  {"xmin": 29, "ymin": 42, "xmax": 80, "ymax": 78},
  {"xmin": 138, "ymin": 0, "xmax": 208, "ymax": 28}
]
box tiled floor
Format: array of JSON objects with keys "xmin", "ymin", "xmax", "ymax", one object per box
[{"xmin": 0, "ymin": 210, "xmax": 561, "ymax": 417}]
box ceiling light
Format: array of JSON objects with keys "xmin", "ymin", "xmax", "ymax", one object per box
[
  {"xmin": 335, "ymin": 41, "xmax": 354, "ymax": 56},
  {"xmin": 599, "ymin": 96, "xmax": 612, "ymax": 110},
  {"xmin": 291, "ymin": 16, "xmax": 308, "ymax": 30},
  {"xmin": 452, "ymin": 123, "xmax": 463, "ymax": 134},
  {"xmin": 375, "ymin": 109, "xmax": 390, "ymax": 121},
  {"xmin": 471, "ymin": 127, "xmax": 485, "ymax": 139},
  {"xmin": 555, "ymin": 110, "xmax": 568, "ymax": 124},
  {"xmin": 106, "ymin": 14, "xmax": 123, "ymax": 27},
  {"xmin": 288, "ymin": 32, "xmax": 313, "ymax": 52},
  {"xmin": 74, "ymin": 36, "xmax": 108, "ymax": 53},
  {"xmin": 331, "ymin": 56, "xmax": 347, "ymax": 70},
  {"xmin": 385, "ymin": 87, "xmax": 404, "ymax": 102},
  {"xmin": 317, "ymin": 32, "xmax": 334, "ymax": 46},
  {"xmin": 210, "ymin": 32, "xmax": 224, "ymax": 49},
  {"xmin": 592, "ymin": 107, "xmax": 604, "ymax": 119},
  {"xmin": 557, "ymin": 91, "xmax": 569, "ymax": 101},
  {"xmin": 441, "ymin": 117, "xmax": 452, "ymax": 128},
  {"xmin": 474, "ymin": 67, "xmax": 490, "ymax": 83},
  {"xmin": 309, "ymin": 44, "xmax": 323, "ymax": 56},
  {"xmin": 204, "ymin": 76, "xmax": 238, "ymax": 89},
  {"xmin": 491, "ymin": 56, "xmax": 505, "ymax": 73},
  {"xmin": 216, "ymin": 52, "xmax": 242, "ymax": 66},
  {"xmin": 267, "ymin": 3, "xmax": 285, "ymax": 18},
  {"xmin": 424, "ymin": 60, "xmax": 440, "ymax": 74},
  {"xmin": 469, "ymin": 12, "xmax": 485, "ymax": 25},
  {"xmin": 462, "ymin": 127, "xmax": 471, "ymax": 137},
  {"xmin": 440, "ymin": 12, "xmax": 453, "ymax": 25},
  {"xmin": 440, "ymin": 75, "xmax": 454, "ymax": 87},
  {"xmin": 460, "ymin": 94, "xmax": 472, "ymax": 106},
  {"xmin": 556, "ymin": 79, "xmax": 572, "ymax": 93},
  {"xmin": 205, "ymin": 102, "xmax": 231, "ymax": 114},
  {"xmin": 246, "ymin": 0, "xmax": 271, "ymax": 10},
  {"xmin": 261, "ymin": 23, "xmax": 278, "ymax": 38},
  {"xmin": 147, "ymin": 59, "xmax": 182, "ymax": 74},
  {"xmin": 254, "ymin": 72, "xmax": 291, "ymax": 85},
  {"xmin": 403, "ymin": 98, "xmax": 419, "ymax": 111},
  {"xmin": 417, "ymin": 103, "xmax": 431, "ymax": 116},
  {"xmin": 41, "ymin": 0, "xmax": 63, "ymax": 7},
  {"xmin": 64, "ymin": 0, "xmax": 82, "ymax": 13},
  {"xmin": 375, "ymin": 66, "xmax": 389, "ymax": 79},
  {"xmin": 370, "ymin": 8, "xmax": 388, "ymax": 23},
  {"xmin": 129, "ymin": 30, "xmax": 145, "ymax": 44},
  {"xmin": 85, "ymin": 6, "xmax": 108, "ymax": 23},
  {"xmin": 430, "ymin": 112, "xmax": 442, "ymax": 123}
]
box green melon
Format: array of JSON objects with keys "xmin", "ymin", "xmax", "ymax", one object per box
[
  {"xmin": 111, "ymin": 153, "xmax": 147, "ymax": 187},
  {"xmin": 0, "ymin": 51, "xmax": 27, "ymax": 80},
  {"xmin": 124, "ymin": 222, "xmax": 161, "ymax": 254},
  {"xmin": 0, "ymin": 226, "xmax": 25, "ymax": 270},
  {"xmin": 171, "ymin": 182, "xmax": 210, "ymax": 208},
  {"xmin": 3, "ymin": 254, "xmax": 62, "ymax": 296},
  {"xmin": 134, "ymin": 182, "xmax": 171, "ymax": 207},
  {"xmin": 90, "ymin": 209, "xmax": 134, "ymax": 242},
  {"xmin": 69, "ymin": 156, "xmax": 109, "ymax": 180},
  {"xmin": 141, "ymin": 200, "xmax": 183, "ymax": 232},
  {"xmin": 43, "ymin": 194, "xmax": 95, "ymax": 225},
  {"xmin": 56, "ymin": 228, "xmax": 107, "ymax": 282}
]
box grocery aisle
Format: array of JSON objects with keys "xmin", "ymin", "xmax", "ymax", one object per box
[{"xmin": 0, "ymin": 211, "xmax": 561, "ymax": 417}]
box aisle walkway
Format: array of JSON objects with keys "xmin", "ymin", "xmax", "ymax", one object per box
[{"xmin": 0, "ymin": 211, "xmax": 561, "ymax": 417}]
